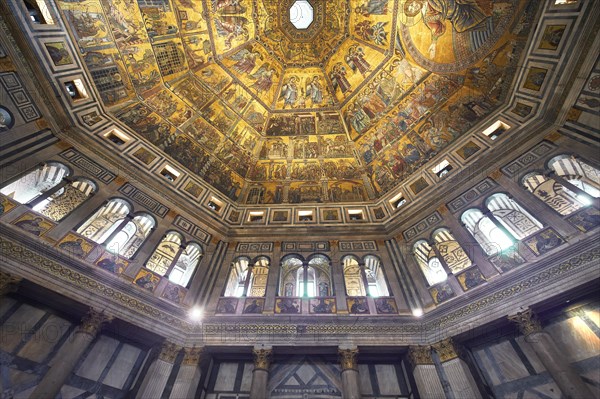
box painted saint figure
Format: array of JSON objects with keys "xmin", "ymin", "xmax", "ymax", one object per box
[
  {"xmin": 345, "ymin": 45, "xmax": 371, "ymax": 76},
  {"xmin": 279, "ymin": 76, "xmax": 299, "ymax": 108},
  {"xmin": 330, "ymin": 63, "xmax": 351, "ymax": 95},
  {"xmin": 305, "ymin": 76, "xmax": 324, "ymax": 106}
]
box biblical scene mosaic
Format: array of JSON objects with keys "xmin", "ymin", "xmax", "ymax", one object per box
[{"xmin": 55, "ymin": 0, "xmax": 537, "ymax": 203}]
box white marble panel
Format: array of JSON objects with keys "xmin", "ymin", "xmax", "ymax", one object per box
[
  {"xmin": 0, "ymin": 296, "xmax": 16, "ymax": 319},
  {"xmin": 413, "ymin": 364, "xmax": 445, "ymax": 399},
  {"xmin": 0, "ymin": 304, "xmax": 46, "ymax": 353},
  {"xmin": 375, "ymin": 364, "xmax": 401, "ymax": 395},
  {"xmin": 546, "ymin": 318, "xmax": 600, "ymax": 363},
  {"xmin": 213, "ymin": 362, "xmax": 238, "ymax": 391},
  {"xmin": 103, "ymin": 343, "xmax": 142, "ymax": 389},
  {"xmin": 17, "ymin": 314, "xmax": 71, "ymax": 362},
  {"xmin": 240, "ymin": 362, "xmax": 253, "ymax": 392},
  {"xmin": 76, "ymin": 335, "xmax": 119, "ymax": 381},
  {"xmin": 358, "ymin": 364, "xmax": 373, "ymax": 395}
]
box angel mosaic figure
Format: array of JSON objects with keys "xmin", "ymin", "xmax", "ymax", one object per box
[
  {"xmin": 305, "ymin": 76, "xmax": 324, "ymax": 106},
  {"xmin": 230, "ymin": 47, "xmax": 262, "ymax": 74},
  {"xmin": 214, "ymin": 16, "xmax": 249, "ymax": 49},
  {"xmin": 346, "ymin": 45, "xmax": 371, "ymax": 76},
  {"xmin": 330, "ymin": 63, "xmax": 351, "ymax": 95},
  {"xmin": 279, "ymin": 76, "xmax": 299, "ymax": 108},
  {"xmin": 250, "ymin": 63, "xmax": 277, "ymax": 93}
]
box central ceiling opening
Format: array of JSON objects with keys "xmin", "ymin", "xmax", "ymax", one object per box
[{"xmin": 289, "ymin": 0, "xmax": 314, "ymax": 30}]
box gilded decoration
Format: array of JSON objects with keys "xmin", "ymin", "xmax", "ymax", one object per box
[
  {"xmin": 183, "ymin": 346, "xmax": 203, "ymax": 366},
  {"xmin": 431, "ymin": 338, "xmax": 459, "ymax": 362},
  {"xmin": 78, "ymin": 309, "xmax": 113, "ymax": 337},
  {"xmin": 52, "ymin": 0, "xmax": 537, "ymax": 203},
  {"xmin": 0, "ymin": 271, "xmax": 22, "ymax": 296},
  {"xmin": 408, "ymin": 345, "xmax": 433, "ymax": 366},
  {"xmin": 338, "ymin": 348, "xmax": 359, "ymax": 370},
  {"xmin": 508, "ymin": 308, "xmax": 542, "ymax": 336},
  {"xmin": 253, "ymin": 348, "xmax": 273, "ymax": 370},
  {"xmin": 159, "ymin": 341, "xmax": 183, "ymax": 363}
]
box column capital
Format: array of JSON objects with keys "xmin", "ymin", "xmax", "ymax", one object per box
[
  {"xmin": 431, "ymin": 338, "xmax": 460, "ymax": 362},
  {"xmin": 253, "ymin": 348, "xmax": 273, "ymax": 371},
  {"xmin": 78, "ymin": 309, "xmax": 113, "ymax": 337},
  {"xmin": 158, "ymin": 341, "xmax": 183, "ymax": 363},
  {"xmin": 338, "ymin": 348, "xmax": 359, "ymax": 371},
  {"xmin": 182, "ymin": 346, "xmax": 203, "ymax": 366},
  {"xmin": 0, "ymin": 271, "xmax": 22, "ymax": 296},
  {"xmin": 408, "ymin": 345, "xmax": 434, "ymax": 366},
  {"xmin": 508, "ymin": 308, "xmax": 542, "ymax": 336}
]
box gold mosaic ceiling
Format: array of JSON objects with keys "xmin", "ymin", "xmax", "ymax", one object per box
[{"xmin": 56, "ymin": 0, "xmax": 537, "ymax": 204}]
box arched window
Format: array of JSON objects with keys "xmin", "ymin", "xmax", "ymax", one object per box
[
  {"xmin": 343, "ymin": 256, "xmax": 365, "ymax": 296},
  {"xmin": 523, "ymin": 173, "xmax": 587, "ymax": 215},
  {"xmin": 461, "ymin": 208, "xmax": 514, "ymax": 256},
  {"xmin": 224, "ymin": 256, "xmax": 269, "ymax": 297},
  {"xmin": 431, "ymin": 228, "xmax": 472, "ymax": 274},
  {"xmin": 77, "ymin": 198, "xmax": 132, "ymax": 243},
  {"xmin": 33, "ymin": 179, "xmax": 97, "ymax": 221},
  {"xmin": 413, "ymin": 240, "xmax": 446, "ymax": 286},
  {"xmin": 548, "ymin": 155, "xmax": 600, "ymax": 198},
  {"xmin": 486, "ymin": 193, "xmax": 543, "ymax": 239},
  {"xmin": 279, "ymin": 254, "xmax": 332, "ymax": 298},
  {"xmin": 170, "ymin": 243, "xmax": 202, "ymax": 287},
  {"xmin": 363, "ymin": 255, "xmax": 389, "ymax": 297},
  {"xmin": 105, "ymin": 213, "xmax": 155, "ymax": 258},
  {"xmin": 1, "ymin": 162, "xmax": 70, "ymax": 204},
  {"xmin": 146, "ymin": 232, "xmax": 184, "ymax": 276}
]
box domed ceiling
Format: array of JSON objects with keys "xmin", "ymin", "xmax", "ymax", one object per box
[{"xmin": 56, "ymin": 0, "xmax": 536, "ymax": 204}]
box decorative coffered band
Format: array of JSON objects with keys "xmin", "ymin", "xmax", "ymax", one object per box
[
  {"xmin": 78, "ymin": 308, "xmax": 113, "ymax": 337},
  {"xmin": 159, "ymin": 341, "xmax": 183, "ymax": 363},
  {"xmin": 182, "ymin": 346, "xmax": 203, "ymax": 366},
  {"xmin": 338, "ymin": 348, "xmax": 359, "ymax": 371},
  {"xmin": 432, "ymin": 338, "xmax": 459, "ymax": 363},
  {"xmin": 508, "ymin": 308, "xmax": 543, "ymax": 336},
  {"xmin": 253, "ymin": 348, "xmax": 273, "ymax": 371},
  {"xmin": 0, "ymin": 271, "xmax": 22, "ymax": 296},
  {"xmin": 408, "ymin": 346, "xmax": 434, "ymax": 366}
]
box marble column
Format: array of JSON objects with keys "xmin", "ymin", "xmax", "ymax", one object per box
[
  {"xmin": 169, "ymin": 346, "xmax": 202, "ymax": 399},
  {"xmin": 29, "ymin": 309, "xmax": 112, "ymax": 399},
  {"xmin": 408, "ymin": 346, "xmax": 445, "ymax": 399},
  {"xmin": 339, "ymin": 347, "xmax": 361, "ymax": 399},
  {"xmin": 0, "ymin": 272, "xmax": 21, "ymax": 296},
  {"xmin": 136, "ymin": 341, "xmax": 182, "ymax": 399},
  {"xmin": 250, "ymin": 347, "xmax": 272, "ymax": 399},
  {"xmin": 431, "ymin": 338, "xmax": 481, "ymax": 399},
  {"xmin": 509, "ymin": 308, "xmax": 593, "ymax": 399}
]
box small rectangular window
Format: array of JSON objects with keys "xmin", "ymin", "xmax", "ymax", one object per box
[
  {"xmin": 554, "ymin": 0, "xmax": 577, "ymax": 4},
  {"xmin": 432, "ymin": 159, "xmax": 453, "ymax": 178},
  {"xmin": 248, "ymin": 211, "xmax": 264, "ymax": 223},
  {"xmin": 208, "ymin": 196, "xmax": 223, "ymax": 212},
  {"xmin": 160, "ymin": 165, "xmax": 180, "ymax": 182},
  {"xmin": 24, "ymin": 0, "xmax": 55, "ymax": 24},
  {"xmin": 103, "ymin": 129, "xmax": 130, "ymax": 146},
  {"xmin": 482, "ymin": 120, "xmax": 510, "ymax": 140},
  {"xmin": 298, "ymin": 210, "xmax": 313, "ymax": 222},
  {"xmin": 348, "ymin": 209, "xmax": 364, "ymax": 221},
  {"xmin": 390, "ymin": 193, "xmax": 406, "ymax": 209},
  {"xmin": 64, "ymin": 79, "xmax": 89, "ymax": 101}
]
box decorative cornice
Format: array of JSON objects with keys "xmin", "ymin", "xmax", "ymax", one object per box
[
  {"xmin": 253, "ymin": 348, "xmax": 272, "ymax": 371},
  {"xmin": 159, "ymin": 341, "xmax": 182, "ymax": 363},
  {"xmin": 408, "ymin": 346, "xmax": 434, "ymax": 366},
  {"xmin": 431, "ymin": 338, "xmax": 459, "ymax": 362},
  {"xmin": 508, "ymin": 308, "xmax": 542, "ymax": 336},
  {"xmin": 338, "ymin": 348, "xmax": 359, "ymax": 371},
  {"xmin": 78, "ymin": 309, "xmax": 113, "ymax": 337},
  {"xmin": 182, "ymin": 346, "xmax": 203, "ymax": 366}
]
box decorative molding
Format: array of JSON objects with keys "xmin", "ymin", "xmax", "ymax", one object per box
[
  {"xmin": 408, "ymin": 346, "xmax": 434, "ymax": 366},
  {"xmin": 182, "ymin": 346, "xmax": 203, "ymax": 366},
  {"xmin": 173, "ymin": 216, "xmax": 212, "ymax": 244},
  {"xmin": 431, "ymin": 338, "xmax": 459, "ymax": 362},
  {"xmin": 282, "ymin": 241, "xmax": 330, "ymax": 252},
  {"xmin": 59, "ymin": 148, "xmax": 117, "ymax": 184},
  {"xmin": 236, "ymin": 242, "xmax": 274, "ymax": 252},
  {"xmin": 403, "ymin": 211, "xmax": 443, "ymax": 241},
  {"xmin": 338, "ymin": 348, "xmax": 359, "ymax": 371},
  {"xmin": 508, "ymin": 308, "xmax": 542, "ymax": 336},
  {"xmin": 501, "ymin": 141, "xmax": 557, "ymax": 178},
  {"xmin": 78, "ymin": 308, "xmax": 112, "ymax": 337},
  {"xmin": 158, "ymin": 341, "xmax": 182, "ymax": 363},
  {"xmin": 0, "ymin": 71, "xmax": 41, "ymax": 122},
  {"xmin": 339, "ymin": 241, "xmax": 377, "ymax": 252},
  {"xmin": 446, "ymin": 178, "xmax": 499, "ymax": 214},
  {"xmin": 118, "ymin": 183, "xmax": 170, "ymax": 218},
  {"xmin": 253, "ymin": 348, "xmax": 272, "ymax": 371}
]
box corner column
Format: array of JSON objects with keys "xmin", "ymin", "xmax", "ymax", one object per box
[
  {"xmin": 250, "ymin": 347, "xmax": 272, "ymax": 399},
  {"xmin": 432, "ymin": 338, "xmax": 481, "ymax": 399},
  {"xmin": 136, "ymin": 341, "xmax": 182, "ymax": 399},
  {"xmin": 509, "ymin": 308, "xmax": 593, "ymax": 398},
  {"xmin": 408, "ymin": 345, "xmax": 445, "ymax": 399},
  {"xmin": 30, "ymin": 309, "xmax": 112, "ymax": 399},
  {"xmin": 339, "ymin": 347, "xmax": 361, "ymax": 399},
  {"xmin": 169, "ymin": 346, "xmax": 203, "ymax": 399}
]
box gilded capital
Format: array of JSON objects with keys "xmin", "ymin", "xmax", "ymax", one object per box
[
  {"xmin": 77, "ymin": 309, "xmax": 113, "ymax": 337},
  {"xmin": 182, "ymin": 346, "xmax": 203, "ymax": 366},
  {"xmin": 508, "ymin": 308, "xmax": 542, "ymax": 336},
  {"xmin": 408, "ymin": 346, "xmax": 433, "ymax": 366},
  {"xmin": 432, "ymin": 338, "xmax": 459, "ymax": 362},
  {"xmin": 159, "ymin": 341, "xmax": 182, "ymax": 363},
  {"xmin": 0, "ymin": 271, "xmax": 22, "ymax": 296},
  {"xmin": 338, "ymin": 348, "xmax": 359, "ymax": 371},
  {"xmin": 253, "ymin": 348, "xmax": 272, "ymax": 371}
]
